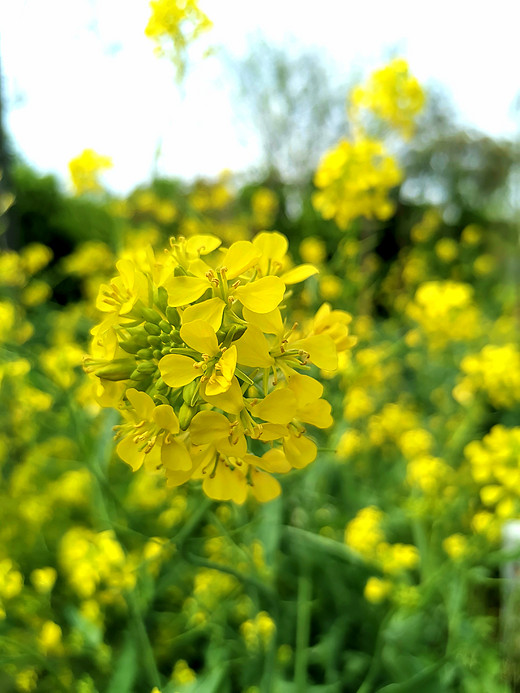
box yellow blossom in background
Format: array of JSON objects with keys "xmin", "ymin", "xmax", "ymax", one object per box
[
  {"xmin": 313, "ymin": 137, "xmax": 402, "ymax": 229},
  {"xmin": 145, "ymin": 0, "xmax": 212, "ymax": 78},
  {"xmin": 300, "ymin": 236, "xmax": 327, "ymax": 264},
  {"xmin": 171, "ymin": 659, "xmax": 197, "ymax": 685},
  {"xmin": 350, "ymin": 58, "xmax": 425, "ymax": 138},
  {"xmin": 442, "ymin": 534, "xmax": 469, "ymax": 561},
  {"xmin": 68, "ymin": 149, "xmax": 113, "ymax": 195},
  {"xmin": 456, "ymin": 344, "xmax": 520, "ymax": 409},
  {"xmin": 434, "ymin": 237, "xmax": 458, "ymax": 263},
  {"xmin": 251, "ymin": 187, "xmax": 278, "ymax": 227},
  {"xmin": 364, "ymin": 576, "xmax": 392, "ymax": 604},
  {"xmin": 406, "ymin": 281, "xmax": 480, "ymax": 349},
  {"xmin": 466, "ymin": 426, "xmax": 520, "ymax": 526}
]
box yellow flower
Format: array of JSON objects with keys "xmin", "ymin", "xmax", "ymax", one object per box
[
  {"xmin": 313, "ymin": 137, "xmax": 402, "ymax": 229},
  {"xmin": 68, "ymin": 149, "xmax": 112, "ymax": 195},
  {"xmin": 87, "ymin": 231, "xmax": 352, "ymax": 504}
]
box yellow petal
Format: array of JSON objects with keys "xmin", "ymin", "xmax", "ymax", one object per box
[
  {"xmin": 280, "ymin": 264, "xmax": 319, "ymax": 284},
  {"xmin": 153, "ymin": 404, "xmax": 180, "ymax": 434},
  {"xmin": 288, "ymin": 373, "xmax": 323, "ymax": 406},
  {"xmin": 159, "ymin": 354, "xmax": 199, "ymax": 388},
  {"xmin": 162, "ymin": 276, "xmax": 210, "ymax": 307},
  {"xmin": 216, "ymin": 431, "xmax": 248, "ymax": 458},
  {"xmin": 190, "ymin": 411, "xmax": 231, "ymax": 445},
  {"xmin": 126, "ymin": 388, "xmax": 155, "ymax": 420},
  {"xmin": 181, "ymin": 297, "xmax": 226, "ymax": 332},
  {"xmin": 186, "ymin": 234, "xmax": 222, "ymax": 257},
  {"xmin": 250, "ymin": 388, "xmax": 296, "ymax": 425},
  {"xmin": 234, "ymin": 276, "xmax": 285, "ymax": 313},
  {"xmin": 143, "ymin": 445, "xmax": 163, "ymax": 475},
  {"xmin": 293, "ymin": 334, "xmax": 338, "ymax": 371},
  {"xmin": 255, "ymin": 423, "xmax": 289, "ymax": 441},
  {"xmin": 248, "ymin": 449, "xmax": 291, "ymax": 474},
  {"xmin": 249, "ymin": 467, "xmax": 281, "ymax": 502},
  {"xmin": 161, "ymin": 438, "xmax": 192, "ymax": 471},
  {"xmin": 180, "ymin": 320, "xmax": 219, "ymax": 356},
  {"xmin": 297, "ymin": 399, "xmax": 333, "ymax": 428},
  {"xmin": 235, "ymin": 326, "xmax": 274, "ymax": 368},
  {"xmin": 283, "ymin": 433, "xmax": 317, "ymax": 469},
  {"xmin": 220, "ymin": 241, "xmax": 261, "ymax": 279},
  {"xmin": 201, "ymin": 376, "xmax": 244, "ymax": 414},
  {"xmin": 203, "ymin": 462, "xmax": 248, "ymax": 503},
  {"xmin": 218, "ymin": 345, "xmax": 237, "ymax": 382},
  {"xmin": 242, "ymin": 307, "xmax": 284, "ymax": 335},
  {"xmin": 252, "ymin": 231, "xmax": 288, "ymax": 262},
  {"xmin": 116, "ymin": 436, "xmax": 144, "ymax": 471}
]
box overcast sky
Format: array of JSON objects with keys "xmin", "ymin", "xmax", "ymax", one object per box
[{"xmin": 1, "ymin": 0, "xmax": 519, "ymax": 194}]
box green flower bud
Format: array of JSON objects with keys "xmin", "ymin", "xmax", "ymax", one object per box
[
  {"xmin": 183, "ymin": 380, "xmax": 199, "ymax": 406},
  {"xmin": 119, "ymin": 339, "xmax": 144, "ymax": 355},
  {"xmin": 137, "ymin": 361, "xmax": 157, "ymax": 374},
  {"xmin": 130, "ymin": 369, "xmax": 150, "ymax": 381},
  {"xmin": 166, "ymin": 306, "xmax": 180, "ymax": 327},
  {"xmin": 159, "ymin": 320, "xmax": 171, "ymax": 333},
  {"xmin": 141, "ymin": 307, "xmax": 162, "ymax": 324},
  {"xmin": 95, "ymin": 359, "xmax": 135, "ymax": 381},
  {"xmin": 156, "ymin": 286, "xmax": 169, "ymax": 313},
  {"xmin": 160, "ymin": 333, "xmax": 171, "ymax": 344},
  {"xmin": 179, "ymin": 402, "xmax": 197, "ymax": 430},
  {"xmin": 137, "ymin": 348, "xmax": 153, "ymax": 359},
  {"xmin": 144, "ymin": 322, "xmax": 161, "ymax": 336},
  {"xmin": 147, "ymin": 336, "xmax": 162, "ymax": 348},
  {"xmin": 155, "ymin": 377, "xmax": 168, "ymax": 394},
  {"xmin": 153, "ymin": 349, "xmax": 163, "ymax": 360}
]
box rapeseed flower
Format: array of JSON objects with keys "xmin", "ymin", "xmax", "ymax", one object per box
[{"xmin": 86, "ymin": 231, "xmax": 353, "ymax": 504}]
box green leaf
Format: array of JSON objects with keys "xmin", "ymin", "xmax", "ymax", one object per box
[{"xmin": 106, "ymin": 632, "xmax": 138, "ymax": 693}]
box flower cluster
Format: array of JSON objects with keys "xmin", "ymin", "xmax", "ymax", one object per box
[
  {"xmin": 344, "ymin": 506, "xmax": 419, "ymax": 604},
  {"xmin": 350, "ymin": 58, "xmax": 425, "ymax": 139},
  {"xmin": 455, "ymin": 343, "xmax": 520, "ymax": 409},
  {"xmin": 145, "ymin": 0, "xmax": 212, "ymax": 78},
  {"xmin": 405, "ymin": 281, "xmax": 481, "ymax": 349},
  {"xmin": 312, "ymin": 59, "xmax": 424, "ymax": 230},
  {"xmin": 466, "ymin": 426, "xmax": 520, "ymax": 531},
  {"xmin": 86, "ymin": 231, "xmax": 353, "ymax": 503},
  {"xmin": 68, "ymin": 149, "xmax": 113, "ymax": 196},
  {"xmin": 312, "ymin": 137, "xmax": 402, "ymax": 230}
]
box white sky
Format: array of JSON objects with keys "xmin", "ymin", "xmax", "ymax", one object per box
[{"xmin": 1, "ymin": 0, "xmax": 519, "ymax": 195}]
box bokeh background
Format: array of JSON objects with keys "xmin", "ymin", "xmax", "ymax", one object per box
[{"xmin": 2, "ymin": 2, "xmax": 520, "ymax": 692}]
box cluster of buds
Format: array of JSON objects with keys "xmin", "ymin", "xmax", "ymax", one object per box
[{"xmin": 85, "ymin": 232, "xmax": 355, "ymax": 503}]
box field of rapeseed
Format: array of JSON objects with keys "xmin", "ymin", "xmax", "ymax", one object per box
[{"xmin": 2, "ymin": 4, "xmax": 520, "ymax": 692}]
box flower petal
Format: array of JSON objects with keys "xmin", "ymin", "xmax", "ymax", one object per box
[
  {"xmin": 235, "ymin": 326, "xmax": 274, "ymax": 368},
  {"xmin": 250, "ymin": 388, "xmax": 296, "ymax": 425},
  {"xmin": 180, "ymin": 320, "xmax": 219, "ymax": 356},
  {"xmin": 181, "ymin": 297, "xmax": 226, "ymax": 332},
  {"xmin": 280, "ymin": 264, "xmax": 319, "ymax": 284},
  {"xmin": 159, "ymin": 354, "xmax": 199, "ymax": 388},
  {"xmin": 162, "ymin": 276, "xmax": 210, "ymax": 307},
  {"xmin": 234, "ymin": 276, "xmax": 285, "ymax": 313}
]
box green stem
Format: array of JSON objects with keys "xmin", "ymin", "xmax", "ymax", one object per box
[{"xmin": 294, "ymin": 573, "xmax": 312, "ymax": 690}]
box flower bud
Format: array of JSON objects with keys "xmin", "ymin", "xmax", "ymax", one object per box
[
  {"xmin": 94, "ymin": 359, "xmax": 135, "ymax": 381},
  {"xmin": 141, "ymin": 307, "xmax": 162, "ymax": 324},
  {"xmin": 179, "ymin": 402, "xmax": 197, "ymax": 430},
  {"xmin": 137, "ymin": 361, "xmax": 157, "ymax": 374},
  {"xmin": 159, "ymin": 320, "xmax": 171, "ymax": 333},
  {"xmin": 144, "ymin": 322, "xmax": 161, "ymax": 336},
  {"xmin": 156, "ymin": 285, "xmax": 169, "ymax": 313},
  {"xmin": 137, "ymin": 348, "xmax": 153, "ymax": 359},
  {"xmin": 183, "ymin": 380, "xmax": 199, "ymax": 406},
  {"xmin": 166, "ymin": 306, "xmax": 180, "ymax": 327}
]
